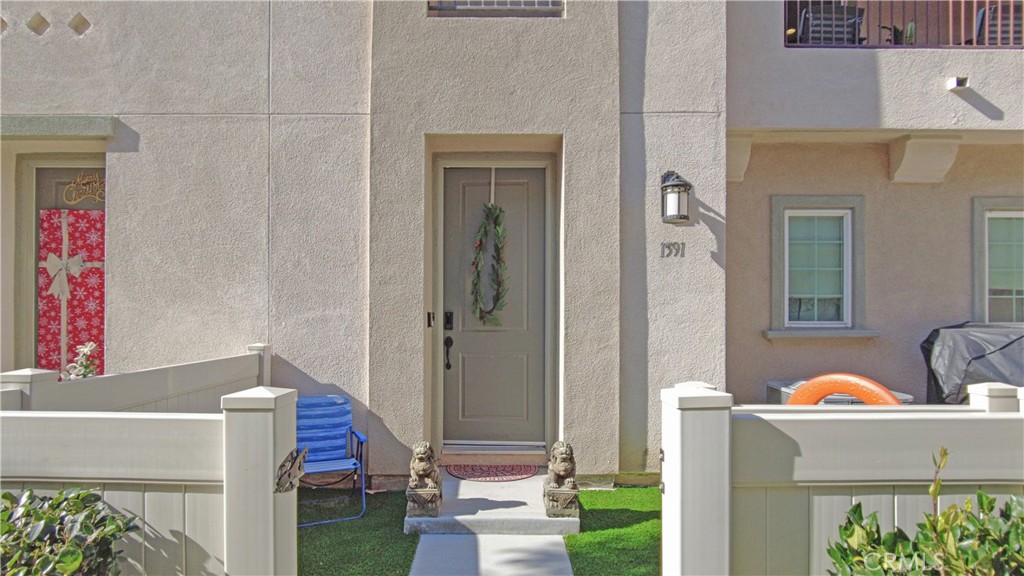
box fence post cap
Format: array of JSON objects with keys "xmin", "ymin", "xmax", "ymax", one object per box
[
  {"xmin": 966, "ymin": 382, "xmax": 1019, "ymax": 397},
  {"xmin": 661, "ymin": 382, "xmax": 733, "ymax": 410},
  {"xmin": 221, "ymin": 386, "xmax": 296, "ymax": 410},
  {"xmin": 0, "ymin": 368, "xmax": 60, "ymax": 384}
]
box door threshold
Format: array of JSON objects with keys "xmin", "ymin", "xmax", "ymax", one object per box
[{"xmin": 441, "ymin": 443, "xmax": 548, "ymax": 466}]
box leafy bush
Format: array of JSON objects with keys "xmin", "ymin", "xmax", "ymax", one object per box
[
  {"xmin": 1, "ymin": 488, "xmax": 137, "ymax": 575},
  {"xmin": 828, "ymin": 448, "xmax": 1024, "ymax": 575}
]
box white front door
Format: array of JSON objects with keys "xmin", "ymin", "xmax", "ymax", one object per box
[{"xmin": 442, "ymin": 167, "xmax": 546, "ymax": 444}]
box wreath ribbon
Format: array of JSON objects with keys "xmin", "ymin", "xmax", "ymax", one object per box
[{"xmin": 471, "ymin": 204, "xmax": 509, "ymax": 326}]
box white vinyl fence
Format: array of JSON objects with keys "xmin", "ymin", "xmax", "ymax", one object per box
[
  {"xmin": 1, "ymin": 386, "xmax": 298, "ymax": 576},
  {"xmin": 661, "ymin": 381, "xmax": 1024, "ymax": 576},
  {"xmin": 0, "ymin": 344, "xmax": 271, "ymax": 412}
]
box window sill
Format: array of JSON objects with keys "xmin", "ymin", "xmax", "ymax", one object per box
[{"xmin": 762, "ymin": 328, "xmax": 881, "ymax": 340}]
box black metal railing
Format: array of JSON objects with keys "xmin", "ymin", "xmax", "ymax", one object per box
[{"xmin": 785, "ymin": 1, "xmax": 1022, "ymax": 47}]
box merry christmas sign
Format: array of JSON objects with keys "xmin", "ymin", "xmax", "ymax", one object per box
[{"xmin": 36, "ymin": 209, "xmax": 105, "ymax": 374}]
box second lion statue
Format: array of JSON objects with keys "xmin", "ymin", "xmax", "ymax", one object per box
[
  {"xmin": 546, "ymin": 440, "xmax": 577, "ymax": 489},
  {"xmin": 409, "ymin": 441, "xmax": 441, "ymax": 490}
]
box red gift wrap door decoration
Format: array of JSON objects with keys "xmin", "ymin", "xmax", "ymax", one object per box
[{"xmin": 36, "ymin": 209, "xmax": 105, "ymax": 375}]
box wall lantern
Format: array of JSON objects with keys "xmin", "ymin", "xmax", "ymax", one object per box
[{"xmin": 661, "ymin": 171, "xmax": 692, "ymax": 223}]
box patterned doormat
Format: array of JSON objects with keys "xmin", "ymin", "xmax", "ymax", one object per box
[{"xmin": 446, "ymin": 464, "xmax": 538, "ymax": 482}]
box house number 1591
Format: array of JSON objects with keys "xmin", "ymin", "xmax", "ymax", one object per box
[{"xmin": 661, "ymin": 242, "xmax": 684, "ymax": 258}]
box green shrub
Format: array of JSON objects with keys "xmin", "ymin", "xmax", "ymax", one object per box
[
  {"xmin": 828, "ymin": 448, "xmax": 1024, "ymax": 576},
  {"xmin": 1, "ymin": 488, "xmax": 137, "ymax": 576}
]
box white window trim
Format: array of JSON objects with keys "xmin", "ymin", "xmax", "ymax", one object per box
[
  {"xmin": 984, "ymin": 210, "xmax": 1024, "ymax": 323},
  {"xmin": 972, "ymin": 197, "xmax": 1024, "ymax": 323},
  {"xmin": 784, "ymin": 209, "xmax": 852, "ymax": 328}
]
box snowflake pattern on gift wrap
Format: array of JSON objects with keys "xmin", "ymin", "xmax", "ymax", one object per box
[{"xmin": 36, "ymin": 209, "xmax": 105, "ymax": 374}]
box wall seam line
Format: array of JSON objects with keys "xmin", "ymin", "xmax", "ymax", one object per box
[{"xmin": 267, "ymin": 0, "xmax": 273, "ymax": 348}]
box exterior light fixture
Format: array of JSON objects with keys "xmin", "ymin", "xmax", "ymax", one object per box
[{"xmin": 661, "ymin": 171, "xmax": 692, "ymax": 223}]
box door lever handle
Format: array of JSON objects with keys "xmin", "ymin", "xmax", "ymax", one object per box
[{"xmin": 444, "ymin": 336, "xmax": 454, "ymax": 370}]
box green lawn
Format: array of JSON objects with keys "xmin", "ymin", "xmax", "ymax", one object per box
[
  {"xmin": 564, "ymin": 487, "xmax": 662, "ymax": 576},
  {"xmin": 296, "ymin": 486, "xmax": 661, "ymax": 576},
  {"xmin": 297, "ymin": 489, "xmax": 419, "ymax": 576}
]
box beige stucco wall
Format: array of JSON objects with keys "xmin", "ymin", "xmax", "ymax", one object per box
[
  {"xmin": 727, "ymin": 2, "xmax": 1024, "ymax": 131},
  {"xmin": 1, "ymin": 2, "xmax": 372, "ymax": 421},
  {"xmin": 726, "ymin": 143, "xmax": 1024, "ymax": 404},
  {"xmin": 368, "ymin": 0, "xmax": 624, "ymax": 475},
  {"xmin": 619, "ymin": 1, "xmax": 727, "ymax": 472}
]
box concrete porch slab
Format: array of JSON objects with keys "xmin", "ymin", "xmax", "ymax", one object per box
[
  {"xmin": 403, "ymin": 468, "xmax": 580, "ymax": 535},
  {"xmin": 409, "ymin": 534, "xmax": 573, "ymax": 576}
]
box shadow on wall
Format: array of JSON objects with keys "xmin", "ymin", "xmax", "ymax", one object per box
[
  {"xmin": 108, "ymin": 119, "xmax": 141, "ymax": 154},
  {"xmin": 618, "ymin": 0, "xmax": 650, "ymax": 473},
  {"xmin": 272, "ymin": 355, "xmax": 413, "ymax": 479},
  {"xmin": 696, "ymin": 198, "xmax": 726, "ymax": 270}
]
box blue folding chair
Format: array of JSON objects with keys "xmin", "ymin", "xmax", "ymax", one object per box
[{"xmin": 296, "ymin": 395, "xmax": 367, "ymax": 526}]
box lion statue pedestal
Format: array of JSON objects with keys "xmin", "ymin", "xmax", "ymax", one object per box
[
  {"xmin": 543, "ymin": 441, "xmax": 579, "ymax": 518},
  {"xmin": 406, "ymin": 441, "xmax": 442, "ymax": 518}
]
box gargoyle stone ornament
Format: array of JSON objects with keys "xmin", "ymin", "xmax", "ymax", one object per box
[
  {"xmin": 406, "ymin": 441, "xmax": 441, "ymax": 517},
  {"xmin": 544, "ymin": 441, "xmax": 580, "ymax": 518}
]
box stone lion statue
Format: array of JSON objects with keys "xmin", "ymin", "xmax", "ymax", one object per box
[
  {"xmin": 546, "ymin": 441, "xmax": 577, "ymax": 489},
  {"xmin": 409, "ymin": 441, "xmax": 441, "ymax": 490}
]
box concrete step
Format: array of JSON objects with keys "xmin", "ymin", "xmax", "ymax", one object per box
[{"xmin": 403, "ymin": 468, "xmax": 580, "ymax": 535}]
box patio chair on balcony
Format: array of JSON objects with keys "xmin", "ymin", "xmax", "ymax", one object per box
[
  {"xmin": 975, "ymin": 3, "xmax": 1023, "ymax": 46},
  {"xmin": 296, "ymin": 394, "xmax": 367, "ymax": 526},
  {"xmin": 797, "ymin": 4, "xmax": 865, "ymax": 46}
]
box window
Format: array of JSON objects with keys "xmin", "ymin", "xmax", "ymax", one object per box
[
  {"xmin": 785, "ymin": 210, "xmax": 851, "ymax": 326},
  {"xmin": 427, "ymin": 0, "xmax": 563, "ymax": 17},
  {"xmin": 767, "ymin": 196, "xmax": 873, "ymax": 338},
  {"xmin": 973, "ymin": 198, "xmax": 1024, "ymax": 323}
]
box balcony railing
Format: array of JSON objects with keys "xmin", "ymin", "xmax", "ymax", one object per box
[
  {"xmin": 427, "ymin": 0, "xmax": 563, "ymax": 17},
  {"xmin": 785, "ymin": 1, "xmax": 1023, "ymax": 47}
]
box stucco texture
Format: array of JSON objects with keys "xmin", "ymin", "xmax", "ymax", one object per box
[
  {"xmin": 105, "ymin": 115, "xmax": 270, "ymax": 371},
  {"xmin": 368, "ymin": 0, "xmax": 621, "ymax": 474},
  {"xmin": 269, "ymin": 116, "xmax": 369, "ymax": 421},
  {"xmin": 726, "ymin": 143, "xmax": 1024, "ymax": 404},
  {"xmin": 0, "ymin": 2, "xmax": 269, "ymax": 114}
]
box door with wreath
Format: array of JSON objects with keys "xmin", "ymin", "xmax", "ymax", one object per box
[{"xmin": 442, "ymin": 167, "xmax": 546, "ymax": 445}]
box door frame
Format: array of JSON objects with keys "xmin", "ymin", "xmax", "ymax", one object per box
[
  {"xmin": 13, "ymin": 153, "xmax": 107, "ymax": 370},
  {"xmin": 429, "ymin": 153, "xmax": 560, "ymax": 453}
]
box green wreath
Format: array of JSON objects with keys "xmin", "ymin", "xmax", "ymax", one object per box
[{"xmin": 471, "ymin": 204, "xmax": 509, "ymax": 326}]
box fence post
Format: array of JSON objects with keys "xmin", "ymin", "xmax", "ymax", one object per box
[
  {"xmin": 247, "ymin": 343, "xmax": 273, "ymax": 387},
  {"xmin": 661, "ymin": 382, "xmax": 734, "ymax": 576},
  {"xmin": 967, "ymin": 382, "xmax": 1022, "ymax": 412},
  {"xmin": 0, "ymin": 369, "xmax": 60, "ymax": 410},
  {"xmin": 222, "ymin": 386, "xmax": 297, "ymax": 575}
]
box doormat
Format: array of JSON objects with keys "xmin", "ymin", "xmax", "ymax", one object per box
[{"xmin": 446, "ymin": 464, "xmax": 538, "ymax": 482}]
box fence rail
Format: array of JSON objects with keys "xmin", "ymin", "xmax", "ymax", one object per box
[
  {"xmin": 661, "ymin": 381, "xmax": 1024, "ymax": 575},
  {"xmin": 0, "ymin": 344, "xmax": 270, "ymax": 412},
  {"xmin": 785, "ymin": 0, "xmax": 1023, "ymax": 47},
  {"xmin": 0, "ymin": 386, "xmax": 297, "ymax": 576}
]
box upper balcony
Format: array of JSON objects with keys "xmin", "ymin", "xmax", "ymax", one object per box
[
  {"xmin": 727, "ymin": 1, "xmax": 1024, "ymax": 135},
  {"xmin": 785, "ymin": 1, "xmax": 1022, "ymax": 48}
]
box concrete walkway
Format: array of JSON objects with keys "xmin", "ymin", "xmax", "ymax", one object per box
[
  {"xmin": 406, "ymin": 469, "xmax": 576, "ymax": 575},
  {"xmin": 409, "ymin": 534, "xmax": 573, "ymax": 576}
]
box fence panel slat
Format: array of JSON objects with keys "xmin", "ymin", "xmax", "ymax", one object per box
[
  {"xmin": 143, "ymin": 485, "xmax": 186, "ymax": 576},
  {"xmin": 185, "ymin": 485, "xmax": 225, "ymax": 576},
  {"xmin": 810, "ymin": 486, "xmax": 853, "ymax": 574},
  {"xmin": 853, "ymin": 486, "xmax": 896, "ymax": 533},
  {"xmin": 766, "ymin": 487, "xmax": 810, "ymax": 575},
  {"xmin": 103, "ymin": 483, "xmax": 146, "ymax": 575},
  {"xmin": 731, "ymin": 488, "xmax": 768, "ymax": 575},
  {"xmin": 895, "ymin": 485, "xmax": 932, "ymax": 537}
]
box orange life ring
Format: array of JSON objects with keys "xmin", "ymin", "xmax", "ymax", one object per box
[{"xmin": 786, "ymin": 373, "xmax": 902, "ymax": 405}]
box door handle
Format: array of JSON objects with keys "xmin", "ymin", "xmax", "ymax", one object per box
[{"xmin": 444, "ymin": 336, "xmax": 454, "ymax": 370}]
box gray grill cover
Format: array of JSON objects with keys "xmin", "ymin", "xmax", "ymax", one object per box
[{"xmin": 921, "ymin": 323, "xmax": 1024, "ymax": 404}]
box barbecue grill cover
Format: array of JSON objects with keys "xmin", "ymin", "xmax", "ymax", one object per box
[{"xmin": 921, "ymin": 322, "xmax": 1024, "ymax": 404}]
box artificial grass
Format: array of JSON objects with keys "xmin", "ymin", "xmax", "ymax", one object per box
[
  {"xmin": 297, "ymin": 488, "xmax": 419, "ymax": 576},
  {"xmin": 564, "ymin": 486, "xmax": 662, "ymax": 576}
]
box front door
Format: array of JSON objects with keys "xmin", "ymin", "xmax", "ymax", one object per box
[{"xmin": 443, "ymin": 167, "xmax": 546, "ymax": 444}]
